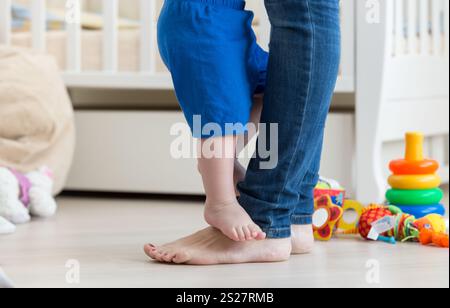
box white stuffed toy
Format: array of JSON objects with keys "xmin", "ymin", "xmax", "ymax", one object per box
[
  {"xmin": 0, "ymin": 267, "xmax": 14, "ymax": 288},
  {"xmin": 0, "ymin": 166, "xmax": 57, "ymax": 234},
  {"xmin": 0, "ymin": 217, "xmax": 15, "ymax": 235}
]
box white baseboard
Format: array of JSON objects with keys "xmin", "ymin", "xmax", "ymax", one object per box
[{"xmin": 65, "ymin": 111, "xmax": 355, "ymax": 195}]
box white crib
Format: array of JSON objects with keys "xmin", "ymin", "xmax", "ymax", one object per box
[{"xmin": 0, "ymin": 0, "xmax": 449, "ymax": 203}]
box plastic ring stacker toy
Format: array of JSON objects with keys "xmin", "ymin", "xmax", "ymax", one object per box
[
  {"xmin": 386, "ymin": 188, "xmax": 444, "ymax": 205},
  {"xmin": 397, "ymin": 204, "xmax": 446, "ymax": 219},
  {"xmin": 388, "ymin": 174, "xmax": 441, "ymax": 190},
  {"xmin": 389, "ymin": 159, "xmax": 439, "ymax": 175},
  {"xmin": 338, "ymin": 200, "xmax": 364, "ymax": 232}
]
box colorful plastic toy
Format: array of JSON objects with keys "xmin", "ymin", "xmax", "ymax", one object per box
[
  {"xmin": 386, "ymin": 132, "xmax": 445, "ymax": 218},
  {"xmin": 397, "ymin": 204, "xmax": 446, "ymax": 218},
  {"xmin": 386, "ymin": 188, "xmax": 444, "ymax": 205},
  {"xmin": 312, "ymin": 195, "xmax": 344, "ymax": 241},
  {"xmin": 388, "ymin": 174, "xmax": 441, "ymax": 190},
  {"xmin": 314, "ymin": 177, "xmax": 345, "ymax": 206},
  {"xmin": 390, "ymin": 159, "xmax": 439, "ymax": 175},
  {"xmin": 389, "ymin": 132, "xmax": 440, "ymax": 175},
  {"xmin": 337, "ymin": 200, "xmax": 365, "ymax": 232},
  {"xmin": 350, "ymin": 204, "xmax": 449, "ymax": 248}
]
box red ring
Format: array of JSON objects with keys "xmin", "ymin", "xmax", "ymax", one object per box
[{"xmin": 389, "ymin": 159, "xmax": 439, "ymax": 175}]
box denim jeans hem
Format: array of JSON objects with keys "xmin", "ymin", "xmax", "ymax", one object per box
[
  {"xmin": 238, "ymin": 193, "xmax": 292, "ymax": 235},
  {"xmin": 291, "ymin": 215, "xmax": 313, "ymax": 226},
  {"xmin": 263, "ymin": 228, "xmax": 292, "ymax": 239}
]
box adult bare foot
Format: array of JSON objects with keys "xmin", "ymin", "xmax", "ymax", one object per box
[
  {"xmin": 144, "ymin": 227, "xmax": 291, "ymax": 265},
  {"xmin": 291, "ymin": 225, "xmax": 314, "ymax": 254}
]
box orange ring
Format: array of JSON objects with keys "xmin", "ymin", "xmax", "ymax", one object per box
[
  {"xmin": 389, "ymin": 159, "xmax": 439, "ymax": 175},
  {"xmin": 388, "ymin": 174, "xmax": 441, "ymax": 190}
]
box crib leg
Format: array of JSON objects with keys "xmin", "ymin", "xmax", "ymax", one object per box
[
  {"xmin": 354, "ymin": 0, "xmax": 390, "ymax": 204},
  {"xmin": 355, "ymin": 125, "xmax": 386, "ymax": 204}
]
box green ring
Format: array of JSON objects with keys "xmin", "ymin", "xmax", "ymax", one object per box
[{"xmin": 386, "ymin": 188, "xmax": 444, "ymax": 205}]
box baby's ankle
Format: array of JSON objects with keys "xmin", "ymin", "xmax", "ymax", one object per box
[{"xmin": 205, "ymin": 199, "xmax": 237, "ymax": 210}]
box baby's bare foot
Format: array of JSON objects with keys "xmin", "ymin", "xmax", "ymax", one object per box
[
  {"xmin": 144, "ymin": 227, "xmax": 291, "ymax": 265},
  {"xmin": 291, "ymin": 225, "xmax": 314, "ymax": 254},
  {"xmin": 204, "ymin": 200, "xmax": 266, "ymax": 242}
]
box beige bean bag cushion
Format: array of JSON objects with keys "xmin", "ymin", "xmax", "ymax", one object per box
[{"xmin": 0, "ymin": 46, "xmax": 75, "ymax": 195}]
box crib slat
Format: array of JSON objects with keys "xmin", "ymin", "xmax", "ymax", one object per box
[
  {"xmin": 66, "ymin": 0, "xmax": 82, "ymax": 72},
  {"xmin": 339, "ymin": 0, "xmax": 355, "ymax": 91},
  {"xmin": 140, "ymin": 0, "xmax": 157, "ymax": 73},
  {"xmin": 32, "ymin": 0, "xmax": 47, "ymax": 52},
  {"xmin": 408, "ymin": 0, "xmax": 418, "ymax": 54},
  {"xmin": 432, "ymin": 0, "xmax": 442, "ymax": 54},
  {"xmin": 0, "ymin": 0, "xmax": 12, "ymax": 45},
  {"xmin": 420, "ymin": 0, "xmax": 430, "ymax": 54},
  {"xmin": 103, "ymin": 0, "xmax": 118, "ymax": 72},
  {"xmin": 258, "ymin": 0, "xmax": 270, "ymax": 50},
  {"xmin": 395, "ymin": 0, "xmax": 405, "ymax": 56}
]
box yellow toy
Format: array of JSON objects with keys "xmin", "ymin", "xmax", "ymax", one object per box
[
  {"xmin": 386, "ymin": 132, "xmax": 445, "ymax": 218},
  {"xmin": 312, "ymin": 195, "xmax": 344, "ymax": 241},
  {"xmin": 388, "ymin": 174, "xmax": 441, "ymax": 190},
  {"xmin": 337, "ymin": 200, "xmax": 365, "ymax": 232}
]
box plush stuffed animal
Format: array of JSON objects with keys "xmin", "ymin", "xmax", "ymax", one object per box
[
  {"xmin": 0, "ymin": 166, "xmax": 57, "ymax": 233},
  {"xmin": 0, "ymin": 268, "xmax": 14, "ymax": 288},
  {"xmin": 356, "ymin": 204, "xmax": 449, "ymax": 248},
  {"xmin": 0, "ymin": 217, "xmax": 16, "ymax": 235},
  {"xmin": 414, "ymin": 214, "xmax": 449, "ymax": 247}
]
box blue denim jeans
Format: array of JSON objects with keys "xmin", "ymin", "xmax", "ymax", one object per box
[{"xmin": 238, "ymin": 0, "xmax": 341, "ymax": 239}]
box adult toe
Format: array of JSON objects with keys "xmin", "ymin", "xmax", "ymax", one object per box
[{"xmin": 173, "ymin": 251, "xmax": 191, "ymax": 264}]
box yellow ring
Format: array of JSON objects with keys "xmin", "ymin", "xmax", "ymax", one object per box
[
  {"xmin": 338, "ymin": 200, "xmax": 364, "ymax": 231},
  {"xmin": 388, "ymin": 174, "xmax": 441, "ymax": 190}
]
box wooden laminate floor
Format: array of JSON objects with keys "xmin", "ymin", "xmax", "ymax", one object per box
[{"xmin": 0, "ymin": 193, "xmax": 449, "ymax": 288}]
